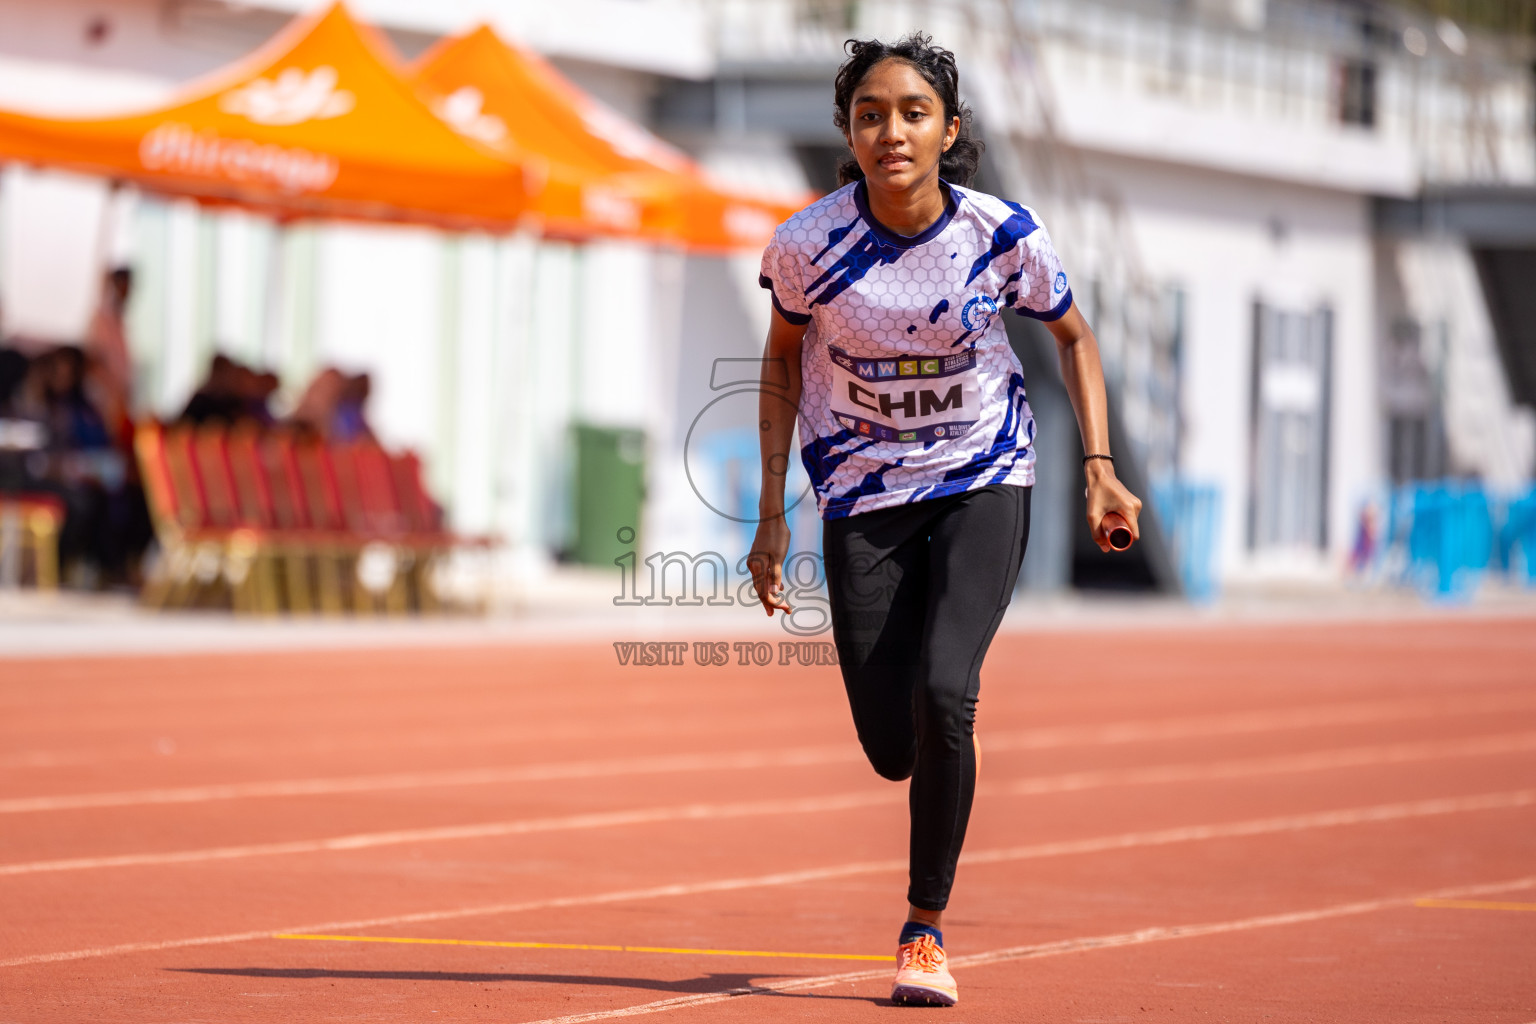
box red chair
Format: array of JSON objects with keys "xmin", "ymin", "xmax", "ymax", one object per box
[
  {"xmin": 259, "ymin": 430, "xmax": 311, "ymax": 534},
  {"xmin": 190, "ymin": 424, "xmax": 274, "ymax": 612},
  {"xmin": 225, "ymin": 422, "xmax": 275, "ymax": 531},
  {"xmin": 135, "ymin": 422, "xmax": 180, "ymax": 535},
  {"xmin": 278, "ymin": 433, "xmax": 354, "ymax": 613},
  {"xmin": 294, "ymin": 439, "xmax": 348, "ymax": 535},
  {"xmin": 134, "ymin": 422, "xmax": 254, "ymax": 610},
  {"xmin": 391, "ymin": 452, "xmax": 445, "ymax": 537},
  {"xmin": 161, "ymin": 423, "xmax": 209, "ymax": 532},
  {"xmin": 192, "ymin": 426, "xmax": 245, "ymax": 530},
  {"xmin": 329, "ymin": 440, "xmax": 378, "ymax": 537},
  {"xmin": 135, "ymin": 421, "xmax": 492, "ymax": 614}
]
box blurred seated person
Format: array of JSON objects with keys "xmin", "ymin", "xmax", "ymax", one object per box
[
  {"xmin": 0, "ymin": 345, "xmax": 28, "ymax": 417},
  {"xmin": 11, "ymin": 346, "xmax": 149, "ymax": 587},
  {"xmin": 289, "ymin": 367, "xmax": 375, "ymax": 443},
  {"xmin": 288, "ymin": 366, "xmax": 343, "ymax": 441},
  {"xmin": 179, "ymin": 354, "xmax": 280, "ymax": 427},
  {"xmin": 332, "ymin": 371, "xmax": 375, "ymax": 443},
  {"xmin": 0, "ymin": 345, "xmax": 35, "ymax": 493},
  {"xmin": 243, "ymin": 367, "xmax": 280, "ymax": 427},
  {"xmin": 179, "ymin": 354, "xmax": 244, "ymax": 425},
  {"xmin": 15, "ymin": 346, "xmax": 113, "ymax": 453}
]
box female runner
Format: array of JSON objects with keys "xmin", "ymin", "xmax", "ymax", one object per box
[{"xmin": 748, "ymin": 33, "xmax": 1143, "ymax": 1007}]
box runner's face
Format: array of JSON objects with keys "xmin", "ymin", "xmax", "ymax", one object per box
[{"xmin": 845, "ymin": 59, "xmax": 959, "ymax": 195}]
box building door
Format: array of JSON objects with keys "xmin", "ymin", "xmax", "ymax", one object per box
[{"xmin": 1248, "ymin": 303, "xmax": 1332, "ymax": 551}]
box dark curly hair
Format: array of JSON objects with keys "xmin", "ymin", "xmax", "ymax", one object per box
[{"xmin": 832, "ymin": 33, "xmax": 984, "ymax": 187}]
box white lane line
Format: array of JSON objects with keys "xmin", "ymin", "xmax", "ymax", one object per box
[
  {"xmin": 5, "ymin": 732, "xmax": 1535, "ymax": 877},
  {"xmin": 1000, "ymin": 730, "xmax": 1536, "ymax": 796},
  {"xmin": 2, "ymin": 787, "xmax": 1532, "ymax": 969},
  {"xmin": 0, "ymin": 747, "xmax": 864, "ymax": 814},
  {"xmin": 0, "ymin": 791, "xmax": 904, "ymax": 877},
  {"xmin": 957, "ymin": 790, "xmax": 1535, "ymax": 871},
  {"xmin": 517, "ymin": 874, "xmax": 1536, "ymax": 1024},
  {"xmin": 7, "ymin": 692, "xmax": 1536, "ymax": 813},
  {"xmin": 981, "ymin": 692, "xmax": 1536, "ymax": 754}
]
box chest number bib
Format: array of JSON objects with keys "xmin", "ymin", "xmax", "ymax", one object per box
[{"xmin": 827, "ymin": 345, "xmax": 980, "ymax": 444}]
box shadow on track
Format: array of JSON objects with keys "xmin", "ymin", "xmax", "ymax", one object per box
[{"xmin": 170, "ymin": 967, "xmax": 886, "ymax": 1003}]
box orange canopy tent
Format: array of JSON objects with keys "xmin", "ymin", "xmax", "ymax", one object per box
[
  {"xmin": 410, "ymin": 26, "xmax": 809, "ymax": 251},
  {"xmin": 0, "ymin": 4, "xmax": 637, "ymax": 236}
]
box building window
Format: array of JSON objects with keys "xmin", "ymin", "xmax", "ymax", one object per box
[
  {"xmin": 1380, "ymin": 316, "xmax": 1445, "ymax": 483},
  {"xmin": 1389, "ymin": 415, "xmax": 1440, "ymax": 482},
  {"xmin": 1338, "ymin": 59, "xmax": 1376, "ymax": 127},
  {"xmin": 1248, "ymin": 303, "xmax": 1334, "ymax": 551}
]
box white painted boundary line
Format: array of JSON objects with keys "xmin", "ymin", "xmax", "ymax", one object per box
[
  {"xmin": 5, "ymin": 733, "xmax": 1535, "ymax": 877},
  {"xmin": 998, "ymin": 730, "xmax": 1536, "ymax": 796},
  {"xmin": 0, "ymin": 747, "xmax": 863, "ymax": 813},
  {"xmin": 0, "ymin": 791, "xmax": 904, "ymax": 878},
  {"xmin": 3, "ymin": 592, "xmax": 1533, "ymax": 660},
  {"xmin": 519, "ymin": 873, "xmax": 1536, "ymax": 1024},
  {"xmin": 982, "ymin": 693, "xmax": 1536, "ymax": 753},
  {"xmin": 2, "ymin": 787, "xmax": 1532, "ymax": 970},
  {"xmin": 8, "ymin": 692, "xmax": 1536, "ymax": 813}
]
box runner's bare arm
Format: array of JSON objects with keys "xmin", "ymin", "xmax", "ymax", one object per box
[
  {"xmin": 749, "ymin": 309, "xmax": 808, "ymax": 615},
  {"xmin": 1045, "ymin": 301, "xmax": 1144, "ymax": 552}
]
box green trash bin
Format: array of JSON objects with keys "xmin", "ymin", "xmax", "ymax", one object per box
[{"xmin": 570, "ymin": 422, "xmax": 646, "ymax": 566}]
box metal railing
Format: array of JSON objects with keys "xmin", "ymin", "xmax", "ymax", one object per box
[{"xmin": 708, "ymin": 0, "xmax": 1536, "ymax": 186}]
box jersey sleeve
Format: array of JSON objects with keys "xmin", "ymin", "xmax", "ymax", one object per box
[
  {"xmin": 1005, "ymin": 213, "xmax": 1074, "ymax": 322},
  {"xmin": 758, "ymin": 229, "xmax": 813, "ymax": 326}
]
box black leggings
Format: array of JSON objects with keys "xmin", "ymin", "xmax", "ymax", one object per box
[{"xmin": 822, "ymin": 483, "xmax": 1031, "ymax": 911}]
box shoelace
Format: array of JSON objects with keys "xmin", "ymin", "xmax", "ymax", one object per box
[{"xmin": 899, "ymin": 934, "xmax": 946, "ymax": 974}]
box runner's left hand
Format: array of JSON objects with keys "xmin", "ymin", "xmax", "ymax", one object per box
[{"xmin": 1084, "ymin": 461, "xmax": 1143, "ymax": 553}]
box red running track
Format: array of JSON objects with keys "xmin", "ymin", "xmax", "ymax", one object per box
[{"xmin": 1, "ymin": 617, "xmax": 1534, "ymax": 1022}]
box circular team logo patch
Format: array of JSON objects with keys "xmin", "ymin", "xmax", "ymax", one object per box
[
  {"xmin": 1053, "ymin": 271, "xmax": 1068, "ymax": 296},
  {"xmin": 960, "ymin": 294, "xmax": 998, "ymax": 332}
]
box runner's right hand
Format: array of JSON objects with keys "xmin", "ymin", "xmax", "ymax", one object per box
[{"xmin": 747, "ymin": 517, "xmax": 793, "ymax": 616}]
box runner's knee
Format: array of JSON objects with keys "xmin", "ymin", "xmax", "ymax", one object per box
[
  {"xmin": 915, "ymin": 673, "xmax": 977, "ymax": 752},
  {"xmin": 861, "ymin": 736, "xmax": 917, "ymax": 781}
]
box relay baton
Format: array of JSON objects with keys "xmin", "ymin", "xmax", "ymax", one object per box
[{"xmin": 1100, "ymin": 511, "xmax": 1134, "ymax": 552}]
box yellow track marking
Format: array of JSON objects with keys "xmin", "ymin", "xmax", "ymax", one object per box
[
  {"xmin": 276, "ymin": 933, "xmax": 894, "ymax": 962},
  {"xmin": 1414, "ymin": 898, "xmax": 1536, "ymax": 913}
]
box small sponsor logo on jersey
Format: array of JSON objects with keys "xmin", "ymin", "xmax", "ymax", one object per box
[
  {"xmin": 898, "ymin": 431, "xmax": 917, "ymax": 441},
  {"xmin": 920, "ymin": 359, "xmax": 939, "ymax": 375},
  {"xmin": 877, "ymin": 361, "xmax": 897, "ymax": 377},
  {"xmin": 899, "ymin": 360, "xmax": 918, "ymax": 376},
  {"xmin": 858, "ymin": 421, "xmax": 871, "ymax": 434},
  {"xmin": 856, "ymin": 361, "xmax": 876, "ymax": 378},
  {"xmin": 934, "ymin": 426, "xmax": 946, "ymax": 437},
  {"xmin": 1053, "ymin": 271, "xmax": 1068, "ymax": 295},
  {"xmin": 960, "ymin": 294, "xmax": 999, "ymax": 331}
]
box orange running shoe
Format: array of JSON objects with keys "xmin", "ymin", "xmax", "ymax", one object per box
[{"xmin": 891, "ymin": 930, "xmax": 958, "ymax": 1006}]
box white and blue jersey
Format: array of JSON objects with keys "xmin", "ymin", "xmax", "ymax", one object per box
[{"xmin": 759, "ymin": 178, "xmax": 1073, "ymax": 520}]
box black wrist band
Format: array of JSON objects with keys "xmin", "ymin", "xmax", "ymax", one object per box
[{"xmin": 1082, "ymin": 454, "xmax": 1114, "ymax": 465}]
